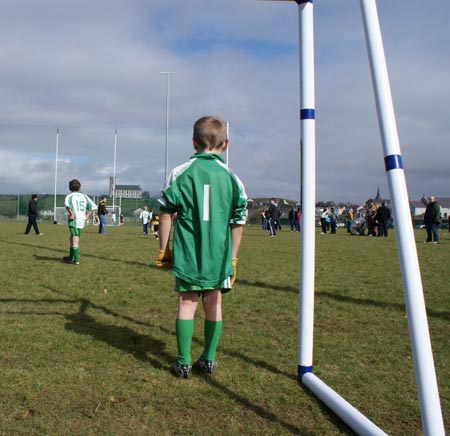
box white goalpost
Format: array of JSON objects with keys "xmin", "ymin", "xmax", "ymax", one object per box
[
  {"xmin": 263, "ymin": 1, "xmax": 446, "ymax": 435},
  {"xmin": 93, "ymin": 206, "xmax": 121, "ymax": 226},
  {"xmin": 53, "ymin": 205, "xmax": 121, "ymax": 226}
]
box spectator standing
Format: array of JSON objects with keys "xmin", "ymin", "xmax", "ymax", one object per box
[
  {"xmin": 423, "ymin": 196, "xmax": 441, "ymax": 243},
  {"xmin": 346, "ymin": 208, "xmax": 353, "ymax": 234},
  {"xmin": 376, "ymin": 202, "xmax": 391, "ymax": 237},
  {"xmin": 320, "ymin": 208, "xmax": 328, "ymax": 234},
  {"xmin": 139, "ymin": 206, "xmax": 152, "ymax": 235},
  {"xmin": 288, "ymin": 207, "xmax": 296, "ymax": 232},
  {"xmin": 329, "ymin": 208, "xmax": 338, "ymax": 234},
  {"xmin": 295, "ymin": 207, "xmax": 301, "ymax": 232},
  {"xmin": 261, "ymin": 211, "xmax": 268, "ymax": 230},
  {"xmin": 97, "ymin": 196, "xmax": 108, "ymax": 234},
  {"xmin": 267, "ymin": 198, "xmax": 280, "ymax": 237},
  {"xmin": 366, "ymin": 201, "xmax": 378, "ymax": 236},
  {"xmin": 24, "ymin": 194, "xmax": 43, "ymax": 236}
]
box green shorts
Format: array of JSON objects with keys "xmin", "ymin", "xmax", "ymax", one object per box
[
  {"xmin": 69, "ymin": 226, "xmax": 82, "ymax": 237},
  {"xmin": 175, "ymin": 277, "xmax": 231, "ymax": 294}
]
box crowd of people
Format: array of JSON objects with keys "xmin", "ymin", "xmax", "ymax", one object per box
[
  {"xmin": 257, "ymin": 196, "xmax": 446, "ymax": 243},
  {"xmin": 260, "ymin": 200, "xmax": 301, "ymax": 236}
]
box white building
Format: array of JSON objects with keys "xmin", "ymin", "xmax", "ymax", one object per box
[{"xmin": 109, "ymin": 177, "xmax": 142, "ymax": 199}]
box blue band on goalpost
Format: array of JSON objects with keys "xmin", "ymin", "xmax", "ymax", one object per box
[
  {"xmin": 300, "ymin": 109, "xmax": 315, "ymax": 120},
  {"xmin": 384, "ymin": 154, "xmax": 403, "ymax": 172},
  {"xmin": 298, "ymin": 365, "xmax": 313, "ymax": 380}
]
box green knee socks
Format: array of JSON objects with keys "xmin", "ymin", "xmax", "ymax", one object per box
[
  {"xmin": 201, "ymin": 319, "xmax": 223, "ymax": 362},
  {"xmin": 176, "ymin": 319, "xmax": 223, "ymax": 365},
  {"xmin": 176, "ymin": 319, "xmax": 195, "ymax": 365},
  {"xmin": 69, "ymin": 246, "xmax": 79, "ymax": 262}
]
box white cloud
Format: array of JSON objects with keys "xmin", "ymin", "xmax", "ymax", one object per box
[{"xmin": 0, "ymin": 0, "xmax": 448, "ymax": 204}]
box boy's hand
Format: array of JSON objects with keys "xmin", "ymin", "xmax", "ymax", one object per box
[
  {"xmin": 155, "ymin": 249, "xmax": 172, "ymax": 269},
  {"xmin": 230, "ymin": 258, "xmax": 238, "ymax": 286}
]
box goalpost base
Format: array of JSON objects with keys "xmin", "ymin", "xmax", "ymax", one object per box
[{"xmin": 301, "ymin": 372, "xmax": 388, "ymax": 436}]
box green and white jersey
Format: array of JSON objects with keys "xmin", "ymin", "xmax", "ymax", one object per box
[
  {"xmin": 158, "ymin": 152, "xmax": 247, "ymax": 288},
  {"xmin": 65, "ymin": 192, "xmax": 97, "ymax": 229},
  {"xmin": 139, "ymin": 210, "xmax": 152, "ymax": 224}
]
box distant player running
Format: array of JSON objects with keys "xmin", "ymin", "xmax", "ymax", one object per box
[
  {"xmin": 63, "ymin": 179, "xmax": 97, "ymax": 265},
  {"xmin": 156, "ymin": 115, "xmax": 247, "ymax": 378}
]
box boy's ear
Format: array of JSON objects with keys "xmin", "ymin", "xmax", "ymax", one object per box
[
  {"xmin": 192, "ymin": 139, "xmax": 199, "ymax": 151},
  {"xmin": 221, "ymin": 140, "xmax": 229, "ymax": 152}
]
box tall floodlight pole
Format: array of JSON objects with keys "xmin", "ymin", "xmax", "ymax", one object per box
[
  {"xmin": 160, "ymin": 72, "xmax": 177, "ymax": 180},
  {"xmin": 113, "ymin": 129, "xmax": 117, "ymax": 211},
  {"xmin": 53, "ymin": 128, "xmax": 59, "ymax": 223},
  {"xmin": 360, "ymin": 1, "xmax": 445, "ymax": 434}
]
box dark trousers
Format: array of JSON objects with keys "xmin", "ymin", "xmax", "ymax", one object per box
[
  {"xmin": 25, "ymin": 216, "xmax": 40, "ymax": 234},
  {"xmin": 425, "ymin": 223, "xmax": 439, "ymax": 242},
  {"xmin": 378, "ymin": 220, "xmax": 389, "ymax": 237},
  {"xmin": 268, "ymin": 218, "xmax": 277, "ymax": 236},
  {"xmin": 330, "ymin": 222, "xmax": 336, "ymax": 234}
]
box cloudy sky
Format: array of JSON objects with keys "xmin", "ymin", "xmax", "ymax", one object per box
[{"xmin": 0, "ymin": 0, "xmax": 448, "ymax": 204}]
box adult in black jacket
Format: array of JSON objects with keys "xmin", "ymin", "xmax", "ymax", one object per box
[
  {"xmin": 376, "ymin": 202, "xmax": 391, "ymax": 237},
  {"xmin": 266, "ymin": 198, "xmax": 280, "ymax": 237},
  {"xmin": 24, "ymin": 194, "xmax": 42, "ymax": 235},
  {"xmin": 97, "ymin": 197, "xmax": 108, "ymax": 234},
  {"xmin": 423, "ymin": 196, "xmax": 441, "ymax": 243}
]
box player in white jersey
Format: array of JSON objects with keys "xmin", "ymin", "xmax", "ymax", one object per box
[
  {"xmin": 63, "ymin": 179, "xmax": 97, "ymax": 265},
  {"xmin": 139, "ymin": 206, "xmax": 152, "ymax": 235}
]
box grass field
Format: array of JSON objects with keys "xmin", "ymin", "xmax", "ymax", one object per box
[{"xmin": 0, "ymin": 222, "xmax": 448, "ymax": 436}]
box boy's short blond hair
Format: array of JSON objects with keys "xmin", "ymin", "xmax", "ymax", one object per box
[{"xmin": 193, "ymin": 116, "xmax": 227, "ymax": 151}]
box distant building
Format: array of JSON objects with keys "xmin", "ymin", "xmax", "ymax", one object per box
[
  {"xmin": 109, "ymin": 177, "xmax": 142, "ymax": 199},
  {"xmin": 366, "ymin": 187, "xmax": 391, "ymax": 209}
]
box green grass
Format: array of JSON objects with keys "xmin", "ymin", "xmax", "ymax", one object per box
[{"xmin": 0, "ymin": 222, "xmax": 448, "ymax": 435}]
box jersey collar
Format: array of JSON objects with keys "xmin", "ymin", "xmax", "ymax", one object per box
[{"xmin": 191, "ymin": 152, "xmax": 225, "ymax": 163}]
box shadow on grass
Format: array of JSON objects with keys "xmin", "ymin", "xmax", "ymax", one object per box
[
  {"xmin": 238, "ymin": 279, "xmax": 450, "ymax": 322},
  {"xmin": 64, "ymin": 299, "xmax": 173, "ymax": 369},
  {"xmin": 0, "ymin": 239, "xmax": 152, "ymax": 268},
  {"xmin": 2, "ymin": 290, "xmax": 353, "ymax": 435},
  {"xmin": 202, "ymin": 378, "xmax": 318, "ymax": 436}
]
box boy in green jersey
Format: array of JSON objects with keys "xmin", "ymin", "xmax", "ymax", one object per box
[
  {"xmin": 156, "ymin": 115, "xmax": 247, "ymax": 378},
  {"xmin": 63, "ymin": 179, "xmax": 97, "ymax": 265}
]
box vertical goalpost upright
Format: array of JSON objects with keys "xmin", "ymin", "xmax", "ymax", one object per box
[{"xmin": 262, "ymin": 1, "xmax": 445, "ymax": 435}]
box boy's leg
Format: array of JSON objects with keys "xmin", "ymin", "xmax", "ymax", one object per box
[
  {"xmin": 201, "ymin": 290, "xmax": 223, "ymax": 362},
  {"xmin": 176, "ymin": 292, "xmax": 199, "ymax": 365},
  {"xmin": 71, "ymin": 235, "xmax": 80, "ymax": 262}
]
